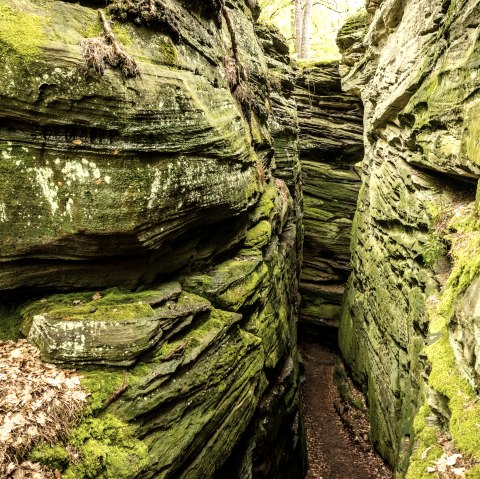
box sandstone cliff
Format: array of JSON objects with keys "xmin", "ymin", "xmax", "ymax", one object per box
[
  {"xmin": 0, "ymin": 1, "xmax": 305, "ymax": 477},
  {"xmin": 338, "ymin": 1, "xmax": 480, "ymax": 477},
  {"xmin": 295, "ymin": 62, "xmax": 363, "ymax": 330}
]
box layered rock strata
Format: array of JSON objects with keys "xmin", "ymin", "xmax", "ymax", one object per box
[
  {"xmin": 338, "ymin": 1, "xmax": 480, "ymax": 477},
  {"xmin": 0, "ymin": 1, "xmax": 305, "ymax": 477},
  {"xmin": 296, "ymin": 62, "xmax": 363, "ymax": 329}
]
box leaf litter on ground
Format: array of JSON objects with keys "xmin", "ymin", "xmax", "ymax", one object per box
[{"xmin": 0, "ymin": 340, "xmax": 87, "ymax": 478}]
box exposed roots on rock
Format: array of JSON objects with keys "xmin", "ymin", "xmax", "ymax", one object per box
[
  {"xmin": 81, "ymin": 10, "xmax": 139, "ymax": 78},
  {"xmin": 233, "ymin": 81, "xmax": 253, "ymax": 107},
  {"xmin": 221, "ymin": 5, "xmax": 255, "ymax": 114},
  {"xmin": 187, "ymin": 0, "xmax": 223, "ymax": 25},
  {"xmin": 108, "ymin": 0, "xmax": 181, "ymax": 41},
  {"xmin": 0, "ymin": 340, "xmax": 87, "ymax": 478}
]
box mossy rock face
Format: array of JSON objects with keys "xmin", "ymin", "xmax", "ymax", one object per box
[
  {"xmin": 295, "ymin": 62, "xmax": 363, "ymax": 330},
  {"xmin": 1, "ymin": 1, "xmax": 306, "ymax": 477},
  {"xmin": 24, "ymin": 175, "xmax": 304, "ymax": 476},
  {"xmin": 450, "ymin": 276, "xmax": 480, "ymax": 389},
  {"xmin": 20, "ymin": 283, "xmax": 214, "ymax": 366},
  {"xmin": 27, "ymin": 306, "xmax": 163, "ymax": 366},
  {"xmin": 337, "ymin": 0, "xmax": 480, "ymax": 475},
  {"xmin": 0, "ymin": 0, "xmax": 272, "ymax": 291}
]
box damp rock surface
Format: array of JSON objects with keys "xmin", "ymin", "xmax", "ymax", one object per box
[{"xmin": 295, "ymin": 62, "xmax": 363, "ymax": 330}]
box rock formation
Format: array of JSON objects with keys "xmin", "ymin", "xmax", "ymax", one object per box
[
  {"xmin": 338, "ymin": 1, "xmax": 480, "ymax": 476},
  {"xmin": 295, "ymin": 62, "xmax": 363, "ymax": 330},
  {"xmin": 0, "ymin": 0, "xmax": 305, "ymax": 477},
  {"xmin": 4, "ymin": 0, "xmax": 480, "ymax": 476}
]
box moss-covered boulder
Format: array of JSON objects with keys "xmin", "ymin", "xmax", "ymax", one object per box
[{"xmin": 20, "ymin": 283, "xmax": 215, "ymax": 366}]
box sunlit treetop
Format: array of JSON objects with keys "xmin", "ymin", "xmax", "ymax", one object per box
[{"xmin": 259, "ymin": 0, "xmax": 365, "ymax": 60}]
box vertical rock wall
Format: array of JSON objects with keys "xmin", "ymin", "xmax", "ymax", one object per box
[
  {"xmin": 337, "ymin": 1, "xmax": 480, "ymax": 476},
  {"xmin": 0, "ymin": 1, "xmax": 305, "ymax": 477},
  {"xmin": 295, "ymin": 62, "xmax": 363, "ymax": 330}
]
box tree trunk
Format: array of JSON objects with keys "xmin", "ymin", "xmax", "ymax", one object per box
[
  {"xmin": 294, "ymin": 0, "xmax": 303, "ymax": 57},
  {"xmin": 301, "ymin": 0, "xmax": 312, "ymax": 59}
]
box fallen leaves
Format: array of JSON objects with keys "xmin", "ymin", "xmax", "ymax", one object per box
[
  {"xmin": 427, "ymin": 452, "xmax": 468, "ymax": 478},
  {"xmin": 91, "ymin": 292, "xmax": 102, "ymax": 301},
  {"xmin": 0, "ymin": 340, "xmax": 87, "ymax": 478}
]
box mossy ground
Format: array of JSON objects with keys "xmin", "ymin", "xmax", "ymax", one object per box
[
  {"xmin": 0, "ymin": 302, "xmax": 22, "ymax": 340},
  {"xmin": 31, "ymin": 414, "xmax": 148, "ymax": 479}
]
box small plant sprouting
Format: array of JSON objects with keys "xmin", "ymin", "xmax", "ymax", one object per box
[{"xmin": 422, "ymin": 233, "xmax": 446, "ymax": 266}]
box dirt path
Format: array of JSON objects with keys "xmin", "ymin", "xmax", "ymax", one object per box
[{"xmin": 300, "ymin": 336, "xmax": 392, "ymax": 479}]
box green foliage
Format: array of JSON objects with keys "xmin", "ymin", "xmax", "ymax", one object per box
[{"xmin": 422, "ymin": 233, "xmax": 446, "ymax": 266}]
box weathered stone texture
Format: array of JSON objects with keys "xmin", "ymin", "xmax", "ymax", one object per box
[
  {"xmin": 0, "ymin": 1, "xmax": 305, "ymax": 477},
  {"xmin": 338, "ymin": 0, "xmax": 480, "ymax": 476},
  {"xmin": 295, "ymin": 62, "xmax": 363, "ymax": 329},
  {"xmin": 0, "ymin": 0, "xmax": 269, "ymax": 291}
]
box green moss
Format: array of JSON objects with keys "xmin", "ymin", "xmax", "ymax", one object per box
[
  {"xmin": 112, "ymin": 23, "xmax": 133, "ymax": 46},
  {"xmin": 439, "ymin": 204, "xmax": 480, "ymax": 316},
  {"xmin": 81, "ymin": 368, "xmax": 127, "ymax": 416},
  {"xmin": 62, "ymin": 414, "xmax": 148, "ymax": 479},
  {"xmin": 183, "ymin": 259, "xmax": 260, "ymax": 299},
  {"xmin": 428, "ymin": 329, "xmax": 480, "ymax": 454},
  {"xmin": 82, "ymin": 21, "xmax": 102, "ymax": 39},
  {"xmin": 46, "ymin": 302, "xmax": 153, "ymax": 322},
  {"xmin": 408, "ymin": 316, "xmax": 480, "ymax": 476},
  {"xmin": 341, "ymin": 8, "xmax": 369, "ymax": 32},
  {"xmin": 156, "ymin": 36, "xmax": 177, "ymax": 66},
  {"xmin": 407, "ymin": 190, "xmax": 480, "ymax": 475},
  {"xmin": 218, "ymin": 263, "xmax": 269, "ymax": 311},
  {"xmin": 422, "ymin": 233, "xmax": 446, "ymax": 266},
  {"xmin": 0, "ymin": 2, "xmax": 45, "ymax": 61},
  {"xmin": 29, "ymin": 412, "xmax": 148, "ymax": 478},
  {"xmin": 405, "ymin": 405, "xmax": 443, "ymax": 479},
  {"xmin": 20, "ymin": 287, "xmax": 171, "ymax": 333},
  {"xmin": 244, "ymin": 220, "xmax": 272, "ymax": 249},
  {"xmin": 466, "ymin": 464, "xmax": 480, "ymax": 478},
  {"xmin": 251, "ymin": 182, "xmax": 276, "ymax": 221},
  {"xmin": 30, "ymin": 444, "xmax": 70, "ymax": 471},
  {"xmin": 0, "ymin": 302, "xmax": 22, "ymax": 340}
]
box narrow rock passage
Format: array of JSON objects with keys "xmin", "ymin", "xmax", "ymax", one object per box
[{"xmin": 300, "ymin": 335, "xmax": 392, "ymax": 479}]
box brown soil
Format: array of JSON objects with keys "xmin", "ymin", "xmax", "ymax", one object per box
[{"xmin": 300, "ymin": 336, "xmax": 393, "ymax": 479}]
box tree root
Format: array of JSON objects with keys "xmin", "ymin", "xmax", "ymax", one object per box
[
  {"xmin": 80, "ymin": 10, "xmax": 139, "ymax": 78},
  {"xmin": 220, "ymin": 4, "xmax": 254, "ymax": 112},
  {"xmin": 108, "ymin": 0, "xmax": 181, "ymax": 42}
]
